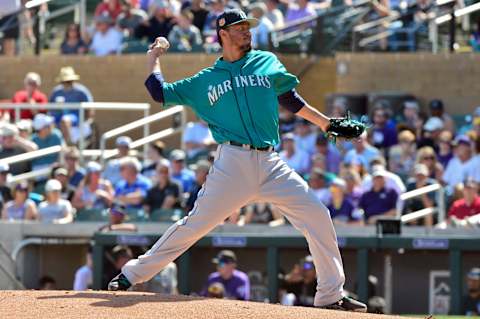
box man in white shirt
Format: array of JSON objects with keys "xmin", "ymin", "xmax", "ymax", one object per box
[
  {"xmin": 90, "ymin": 13, "xmax": 123, "ymax": 56},
  {"xmin": 443, "ymin": 135, "xmax": 474, "ymax": 189},
  {"xmin": 73, "ymin": 250, "xmax": 93, "ymax": 290},
  {"xmin": 294, "ymin": 119, "xmax": 317, "ymax": 156},
  {"xmin": 249, "ymin": 3, "xmax": 274, "ymax": 49},
  {"xmin": 182, "ymin": 119, "xmax": 214, "ymax": 161},
  {"xmin": 279, "ymin": 133, "xmax": 310, "ymax": 175},
  {"xmin": 344, "ymin": 133, "xmax": 381, "ymax": 171},
  {"xmin": 264, "ymin": 0, "xmax": 284, "ymax": 29}
]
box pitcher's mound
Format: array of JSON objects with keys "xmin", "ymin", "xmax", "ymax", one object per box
[{"xmin": 0, "ymin": 291, "xmax": 412, "ymax": 319}]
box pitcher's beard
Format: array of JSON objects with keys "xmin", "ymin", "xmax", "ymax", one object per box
[{"xmin": 240, "ymin": 43, "xmax": 252, "ymax": 53}]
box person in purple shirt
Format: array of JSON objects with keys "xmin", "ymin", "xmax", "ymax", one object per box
[
  {"xmin": 285, "ymin": 0, "xmax": 316, "ymax": 24},
  {"xmin": 327, "ymin": 178, "xmax": 362, "ymax": 225},
  {"xmin": 358, "ymin": 169, "xmax": 398, "ymax": 225},
  {"xmin": 114, "ymin": 157, "xmax": 152, "ymax": 210},
  {"xmin": 201, "ymin": 250, "xmax": 250, "ymax": 300},
  {"xmin": 370, "ymin": 104, "xmax": 398, "ymax": 151}
]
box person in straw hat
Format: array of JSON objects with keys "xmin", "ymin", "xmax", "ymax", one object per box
[{"xmin": 49, "ymin": 66, "xmax": 94, "ymax": 145}]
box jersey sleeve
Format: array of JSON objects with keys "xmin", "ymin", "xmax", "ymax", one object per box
[
  {"xmin": 162, "ymin": 73, "xmax": 202, "ymax": 108},
  {"xmin": 269, "ymin": 55, "xmax": 300, "ymax": 95}
]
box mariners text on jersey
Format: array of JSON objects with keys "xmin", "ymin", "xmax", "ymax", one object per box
[{"xmin": 208, "ymin": 75, "xmax": 272, "ymax": 106}]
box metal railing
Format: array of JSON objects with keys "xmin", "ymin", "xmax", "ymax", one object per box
[
  {"xmin": 398, "ymin": 183, "xmax": 446, "ymax": 224},
  {"xmin": 99, "ymin": 105, "xmax": 186, "ymax": 165},
  {"xmin": 0, "ymin": 102, "xmax": 151, "ymax": 163}
]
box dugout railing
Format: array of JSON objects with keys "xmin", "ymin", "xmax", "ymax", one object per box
[{"xmin": 92, "ymin": 227, "xmax": 480, "ymax": 314}]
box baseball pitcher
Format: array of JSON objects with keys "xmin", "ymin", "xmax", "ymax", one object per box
[{"xmin": 109, "ymin": 9, "xmax": 367, "ymax": 311}]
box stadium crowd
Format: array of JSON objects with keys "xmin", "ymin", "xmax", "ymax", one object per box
[
  {"xmin": 0, "ymin": 70, "xmax": 480, "ymax": 228},
  {"xmin": 1, "ymin": 0, "xmax": 480, "ymax": 56}
]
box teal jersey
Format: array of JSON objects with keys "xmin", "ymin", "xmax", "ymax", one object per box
[{"xmin": 162, "ymin": 50, "xmax": 299, "ymax": 148}]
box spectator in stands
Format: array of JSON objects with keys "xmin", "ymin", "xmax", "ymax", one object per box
[
  {"xmin": 168, "ymin": 9, "xmax": 203, "ymax": 52},
  {"xmin": 16, "ymin": 120, "xmax": 33, "ymax": 139},
  {"xmin": 207, "ymin": 282, "xmax": 226, "ymax": 298},
  {"xmin": 61, "ymin": 23, "xmax": 88, "ymax": 55},
  {"xmin": 362, "ymin": 158, "xmax": 406, "ymax": 197},
  {"xmin": 73, "ymin": 249, "xmax": 93, "ymax": 291},
  {"xmin": 470, "ymin": 17, "xmax": 480, "ymax": 52},
  {"xmin": 279, "ymin": 106, "xmax": 296, "ymax": 134},
  {"xmin": 142, "ymin": 140, "xmax": 166, "ymax": 180},
  {"xmin": 416, "ymin": 146, "xmax": 444, "ymax": 182},
  {"xmin": 63, "ymin": 147, "xmax": 85, "ymax": 188},
  {"xmin": 135, "ymin": 0, "xmax": 176, "ymax": 43},
  {"xmin": 448, "ymin": 179, "xmax": 480, "ymax": 223},
  {"xmin": 49, "ymin": 66, "xmax": 94, "ymax": 146},
  {"xmin": 144, "ymin": 159, "xmax": 180, "ymax": 214},
  {"xmin": 72, "ymin": 161, "xmax": 114, "ymax": 211},
  {"xmin": 344, "ymin": 133, "xmax": 380, "ymax": 171},
  {"xmin": 436, "ymin": 130, "xmax": 454, "ymax": 169},
  {"xmin": 464, "ymin": 267, "xmax": 480, "ymax": 315},
  {"xmin": 293, "ymin": 119, "xmax": 317, "ymax": 156},
  {"xmin": 327, "ymin": 178, "xmax": 362, "ymax": 225},
  {"xmin": 370, "ymin": 104, "xmax": 398, "ymax": 151},
  {"xmin": 285, "ymin": 0, "xmax": 316, "ymax": 24},
  {"xmin": 38, "ymin": 276, "xmax": 57, "ymax": 290},
  {"xmin": 249, "ymin": 3, "xmax": 274, "ymax": 50},
  {"xmin": 279, "ymin": 133, "xmax": 310, "ymax": 176},
  {"xmin": 185, "ymin": 160, "xmax": 210, "ymax": 212},
  {"xmin": 201, "ymin": 250, "xmax": 250, "ymax": 300},
  {"xmin": 103, "ymin": 136, "xmax": 132, "ymax": 186},
  {"xmin": 182, "ymin": 119, "xmax": 213, "ymax": 163},
  {"xmin": 308, "ymin": 168, "xmax": 332, "ymax": 204},
  {"xmin": 38, "ymin": 179, "xmax": 74, "ymax": 224},
  {"xmin": 31, "ymin": 114, "xmax": 64, "ymax": 172},
  {"xmin": 314, "ymin": 134, "xmax": 341, "ymax": 174},
  {"xmin": 264, "ymin": 0, "xmax": 284, "ymax": 29},
  {"xmin": 90, "ymin": 13, "xmax": 123, "ymax": 56},
  {"xmin": 358, "ymin": 169, "xmax": 398, "ymax": 224},
  {"xmin": 281, "ymin": 255, "xmax": 316, "ymax": 306},
  {"xmin": 146, "ymin": 261, "xmax": 178, "ymax": 293},
  {"xmin": 103, "ymin": 245, "xmax": 133, "ymax": 289},
  {"xmin": 0, "ymin": 12, "xmax": 20, "ymax": 56},
  {"xmin": 418, "ymin": 116, "xmax": 443, "ymax": 149},
  {"xmin": 115, "ymin": 157, "xmax": 152, "ymax": 209},
  {"xmin": 429, "ymin": 99, "xmax": 455, "ymax": 134},
  {"xmin": 396, "ymin": 100, "xmax": 419, "ymax": 132},
  {"xmin": 405, "ymin": 164, "xmax": 435, "ymax": 226},
  {"xmin": 0, "ymin": 123, "xmax": 37, "ymax": 175},
  {"xmin": 169, "ymin": 149, "xmax": 195, "ymax": 193},
  {"xmin": 95, "ymin": 0, "xmax": 123, "ymax": 21},
  {"xmin": 241, "ymin": 202, "xmax": 282, "ymax": 225},
  {"xmin": 53, "ymin": 168, "xmax": 75, "ymax": 201},
  {"xmin": 1, "ymin": 182, "xmax": 37, "ymax": 221},
  {"xmin": 466, "ymin": 136, "xmax": 480, "ymax": 183},
  {"xmin": 388, "ymin": 130, "xmax": 416, "ymax": 181},
  {"xmin": 0, "ymin": 163, "xmax": 13, "ymax": 214},
  {"xmin": 117, "ymin": 0, "xmax": 148, "ymax": 38},
  {"xmin": 341, "ymin": 168, "xmax": 363, "ymax": 208},
  {"xmin": 203, "ymin": 0, "xmax": 226, "ymax": 32},
  {"xmin": 443, "ymin": 135, "xmax": 473, "ymax": 190},
  {"xmin": 99, "ymin": 204, "xmax": 138, "ymax": 232},
  {"xmin": 188, "ymin": 0, "xmax": 209, "ymax": 32},
  {"xmin": 10, "ymin": 72, "xmax": 47, "ymax": 121}
]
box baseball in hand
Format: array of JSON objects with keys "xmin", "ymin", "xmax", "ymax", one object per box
[
  {"xmin": 148, "ymin": 37, "xmax": 170, "ymax": 56},
  {"xmin": 156, "ymin": 37, "xmax": 170, "ymax": 49}
]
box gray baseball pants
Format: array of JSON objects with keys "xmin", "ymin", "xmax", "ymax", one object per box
[{"xmin": 122, "ymin": 144, "xmax": 345, "ymax": 306}]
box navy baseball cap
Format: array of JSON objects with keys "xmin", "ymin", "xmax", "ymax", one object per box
[{"xmin": 216, "ymin": 9, "xmax": 258, "ymax": 33}]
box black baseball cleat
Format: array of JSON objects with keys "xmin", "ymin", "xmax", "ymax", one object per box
[
  {"xmin": 319, "ymin": 296, "xmax": 367, "ymax": 312},
  {"xmin": 108, "ymin": 273, "xmax": 132, "ymax": 291}
]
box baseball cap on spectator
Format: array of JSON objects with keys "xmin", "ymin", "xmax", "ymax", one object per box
[
  {"xmin": 404, "ymin": 100, "xmax": 419, "ymax": 110},
  {"xmin": 191, "ymin": 160, "xmax": 210, "ymax": 172},
  {"xmin": 282, "ymin": 132, "xmax": 295, "ymax": 141},
  {"xmin": 212, "ymin": 250, "xmax": 237, "ymax": 264},
  {"xmin": 414, "ymin": 163, "xmax": 429, "ymax": 176},
  {"xmin": 453, "ymin": 135, "xmax": 472, "ymax": 147},
  {"xmin": 116, "ymin": 136, "xmax": 132, "ymax": 148},
  {"xmin": 87, "ymin": 161, "xmax": 102, "ymax": 173},
  {"xmin": 17, "ymin": 119, "xmax": 32, "ymax": 134},
  {"xmin": 170, "ymin": 149, "xmax": 186, "ymax": 162},
  {"xmin": 467, "ymin": 267, "xmax": 480, "ymax": 280},
  {"xmin": 301, "ymin": 255, "xmax": 315, "ymax": 270},
  {"xmin": 423, "ymin": 117, "xmax": 444, "ymax": 132},
  {"xmin": 151, "ymin": 0, "xmax": 170, "ymax": 9},
  {"xmin": 372, "ymin": 166, "xmax": 388, "ymax": 178},
  {"xmin": 54, "ymin": 168, "xmax": 68, "ymax": 177},
  {"xmin": 462, "ymin": 178, "xmax": 477, "ymax": 189},
  {"xmin": 56, "ymin": 66, "xmax": 80, "ymax": 83},
  {"xmin": 119, "ymin": 156, "xmax": 142, "ymax": 172},
  {"xmin": 110, "ymin": 204, "xmax": 127, "ymax": 218},
  {"xmin": 331, "ymin": 178, "xmax": 346, "ymax": 190},
  {"xmin": 15, "ymin": 181, "xmax": 29, "ymax": 192},
  {"xmin": 33, "ymin": 114, "xmax": 54, "ymax": 131},
  {"xmin": 429, "ymin": 99, "xmax": 444, "ymax": 110},
  {"xmin": 45, "ymin": 179, "xmax": 62, "ymax": 192},
  {"xmin": 0, "ymin": 123, "xmax": 19, "ymax": 137},
  {"xmin": 95, "ymin": 12, "xmax": 114, "ymax": 24},
  {"xmin": 24, "ymin": 72, "xmax": 42, "ymax": 86},
  {"xmin": 0, "ymin": 162, "xmax": 10, "ymax": 173}
]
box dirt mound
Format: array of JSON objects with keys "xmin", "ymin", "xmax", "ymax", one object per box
[{"xmin": 0, "ymin": 291, "xmax": 414, "ymax": 319}]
